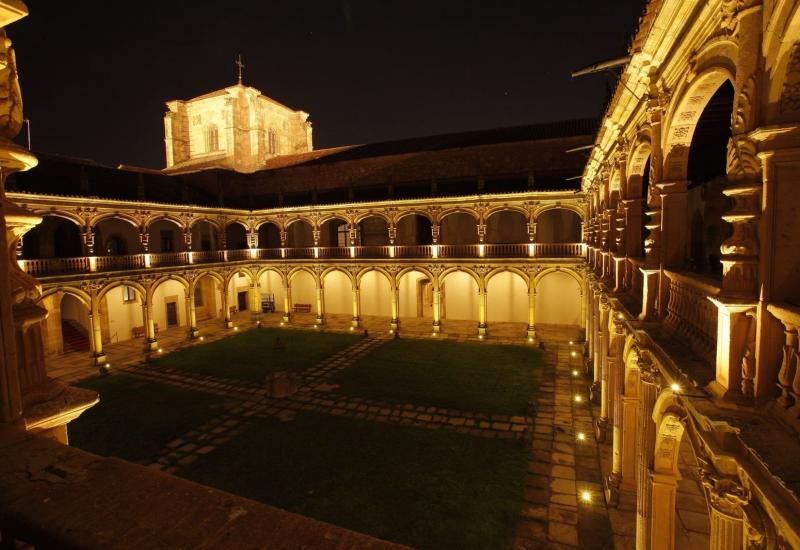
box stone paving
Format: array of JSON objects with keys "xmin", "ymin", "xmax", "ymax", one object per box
[{"xmin": 60, "ymin": 319, "xmax": 612, "ymax": 549}]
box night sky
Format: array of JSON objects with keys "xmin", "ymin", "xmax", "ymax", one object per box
[{"xmin": 13, "ymin": 1, "xmax": 645, "ymax": 169}]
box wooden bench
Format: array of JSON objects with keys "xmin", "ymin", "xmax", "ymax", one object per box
[
  {"xmin": 132, "ymin": 326, "xmax": 145, "ymax": 338},
  {"xmin": 293, "ymin": 303, "xmax": 312, "ymax": 313}
]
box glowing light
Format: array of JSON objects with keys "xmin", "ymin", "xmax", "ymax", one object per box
[
  {"xmin": 670, "ymin": 383, "xmax": 681, "ymax": 393},
  {"xmin": 574, "ymin": 395, "xmax": 583, "ymax": 403},
  {"xmin": 569, "ymin": 340, "xmax": 574, "ymax": 345},
  {"xmin": 280, "ymin": 322, "xmax": 284, "ymax": 326},
  {"xmin": 105, "ymin": 363, "xmax": 111, "ymax": 368},
  {"xmin": 617, "ymin": 313, "xmax": 624, "ymax": 320},
  {"xmin": 432, "ymin": 332, "xmax": 437, "ymax": 337},
  {"xmin": 157, "ymin": 348, "xmax": 163, "ymax": 353},
  {"xmin": 314, "ymin": 324, "xmax": 319, "ymax": 329},
  {"xmin": 528, "ymin": 337, "xmax": 533, "ymax": 343},
  {"xmin": 577, "ymin": 432, "xmax": 586, "ymax": 442},
  {"xmin": 233, "ymin": 326, "xmax": 239, "ymax": 331},
  {"xmin": 580, "ymin": 490, "xmax": 592, "ymax": 503},
  {"xmin": 389, "ymin": 329, "xmax": 394, "ymax": 334},
  {"xmin": 478, "ymin": 334, "xmax": 484, "ymax": 340},
  {"xmin": 349, "ymin": 326, "xmax": 354, "ymax": 331},
  {"xmin": 571, "ymin": 351, "xmax": 577, "ymax": 357},
  {"xmin": 571, "ymin": 369, "xmax": 579, "ymax": 377},
  {"xmin": 199, "ymin": 336, "xmax": 205, "ymax": 341}
]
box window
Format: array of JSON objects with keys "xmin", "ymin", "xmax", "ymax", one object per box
[
  {"xmin": 206, "ymin": 124, "xmax": 219, "ymax": 153},
  {"xmin": 122, "ymin": 286, "xmax": 137, "ymax": 303},
  {"xmin": 268, "ymin": 129, "xmax": 277, "ymax": 154},
  {"xmin": 194, "ymin": 285, "xmax": 203, "ymax": 307},
  {"xmin": 337, "ymin": 224, "xmax": 349, "ymax": 247}
]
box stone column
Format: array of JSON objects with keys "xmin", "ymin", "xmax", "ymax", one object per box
[
  {"xmin": 221, "ymin": 288, "xmax": 233, "ymax": 328},
  {"xmin": 527, "ymin": 287, "xmax": 536, "ymax": 339},
  {"xmin": 592, "ymin": 296, "xmax": 609, "ymax": 400},
  {"xmin": 477, "ymin": 287, "xmax": 487, "ymax": 336},
  {"xmin": 249, "ymin": 282, "xmax": 261, "ymax": 324},
  {"xmin": 185, "ymin": 288, "xmax": 198, "ymax": 338},
  {"xmin": 701, "ymin": 474, "xmax": 748, "ymax": 550},
  {"xmin": 432, "ymin": 288, "xmax": 442, "ymax": 333},
  {"xmin": 89, "ymin": 310, "xmax": 105, "ymax": 366},
  {"xmin": 316, "ymin": 284, "xmax": 325, "ymax": 325},
  {"xmin": 598, "ymin": 315, "xmax": 624, "ymax": 442},
  {"xmin": 656, "ymin": 180, "xmax": 688, "ymax": 318},
  {"xmin": 139, "ymin": 228, "xmax": 149, "ymax": 253},
  {"xmin": 635, "ymin": 356, "xmax": 661, "ymax": 550},
  {"xmin": 650, "ymin": 471, "xmax": 680, "ymax": 550},
  {"xmin": 351, "ymin": 286, "xmax": 361, "ymax": 328},
  {"xmin": 390, "ymin": 284, "xmax": 399, "ymax": 331},
  {"xmin": 282, "ymin": 283, "xmax": 292, "ymax": 323},
  {"xmin": 142, "ymin": 300, "xmax": 158, "ymax": 351}
]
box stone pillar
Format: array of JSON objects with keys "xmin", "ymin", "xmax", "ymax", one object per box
[
  {"xmin": 89, "ymin": 311, "xmax": 105, "ymax": 366},
  {"xmin": 656, "ymin": 180, "xmax": 688, "ymax": 318},
  {"xmin": 650, "ymin": 472, "xmax": 680, "ymax": 550},
  {"xmin": 701, "ymin": 475, "xmax": 748, "ymax": 550},
  {"xmin": 221, "ymin": 288, "xmax": 233, "ymax": 328},
  {"xmin": 185, "ymin": 288, "xmax": 198, "ymax": 338},
  {"xmin": 636, "ymin": 357, "xmax": 661, "ymax": 550},
  {"xmin": 592, "ymin": 296, "xmax": 609, "ymax": 400},
  {"xmin": 390, "ymin": 284, "xmax": 399, "ymax": 331},
  {"xmin": 527, "ymin": 287, "xmax": 536, "ymax": 339},
  {"xmin": 598, "ymin": 315, "xmax": 624, "ymax": 442},
  {"xmin": 477, "ymin": 287, "xmax": 487, "ymax": 336},
  {"xmin": 351, "ymin": 286, "xmax": 361, "ymax": 328},
  {"xmin": 431, "ymin": 223, "xmax": 440, "ymax": 244},
  {"xmin": 432, "ymin": 288, "xmax": 442, "ymax": 333},
  {"xmin": 707, "ymin": 299, "xmax": 756, "ymax": 400},
  {"xmin": 316, "ymin": 284, "xmax": 325, "ymax": 325},
  {"xmin": 639, "ymin": 267, "xmax": 660, "ymax": 321},
  {"xmin": 139, "ymin": 228, "xmax": 149, "ymax": 253},
  {"xmin": 82, "ymin": 226, "xmax": 95, "ymax": 256},
  {"xmin": 282, "ymin": 283, "xmax": 292, "ymax": 323},
  {"xmin": 249, "ymin": 282, "xmax": 260, "ymax": 324},
  {"xmin": 142, "ymin": 300, "xmax": 158, "ymax": 351},
  {"xmin": 184, "ymin": 229, "xmax": 192, "ymax": 252}
]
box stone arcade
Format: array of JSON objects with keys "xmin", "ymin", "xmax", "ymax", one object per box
[{"xmin": 1, "ymin": 0, "xmax": 800, "ymax": 548}]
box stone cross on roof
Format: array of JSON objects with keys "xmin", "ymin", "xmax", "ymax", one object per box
[{"xmin": 236, "ymin": 54, "xmax": 244, "ymax": 85}]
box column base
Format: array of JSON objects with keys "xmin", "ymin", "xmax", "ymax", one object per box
[
  {"xmin": 604, "ymin": 473, "xmax": 621, "ymax": 507},
  {"xmin": 432, "ymin": 322, "xmax": 441, "ymax": 334},
  {"xmin": 478, "ymin": 323, "xmax": 487, "ymax": 337},
  {"xmin": 595, "ymin": 417, "xmax": 608, "ymax": 442},
  {"xmin": 390, "ymin": 319, "xmax": 399, "ymax": 331},
  {"xmin": 282, "ymin": 314, "xmax": 291, "ymax": 323},
  {"xmin": 145, "ymin": 339, "xmax": 159, "ymax": 352},
  {"xmin": 351, "ymin": 317, "xmax": 360, "ymax": 328},
  {"xmin": 189, "ymin": 327, "xmax": 200, "ymax": 339},
  {"xmin": 315, "ymin": 316, "xmax": 325, "ymax": 325},
  {"xmin": 224, "ymin": 320, "xmax": 234, "ymax": 329},
  {"xmin": 527, "ymin": 325, "xmax": 536, "ymax": 339},
  {"xmin": 589, "ymin": 381, "xmax": 600, "ymax": 403},
  {"xmin": 93, "ymin": 353, "xmax": 107, "ymax": 367}
]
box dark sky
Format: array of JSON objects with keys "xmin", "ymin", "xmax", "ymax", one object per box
[{"xmin": 13, "ymin": 1, "xmax": 645, "ymax": 169}]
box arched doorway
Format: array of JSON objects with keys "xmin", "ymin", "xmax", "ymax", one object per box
[
  {"xmin": 398, "ymin": 270, "xmax": 432, "ymax": 320},
  {"xmin": 289, "ymin": 270, "xmax": 316, "ymax": 320},
  {"xmin": 101, "ymin": 284, "xmax": 144, "ymax": 344},
  {"xmin": 194, "ymin": 274, "xmax": 222, "ymax": 322},
  {"xmin": 257, "ymin": 269, "xmax": 284, "ymax": 316},
  {"xmin": 257, "ymin": 222, "xmax": 281, "ymax": 248},
  {"xmin": 486, "ymin": 271, "xmax": 528, "ymax": 331},
  {"xmin": 440, "ymin": 212, "xmax": 478, "ymax": 244},
  {"xmin": 323, "ymin": 270, "xmax": 352, "ymax": 316},
  {"xmin": 441, "ymin": 271, "xmax": 478, "ymax": 322},
  {"xmin": 486, "ymin": 211, "xmax": 528, "ymax": 244},
  {"xmin": 225, "ymin": 222, "xmax": 248, "ymax": 250},
  {"xmin": 395, "ymin": 214, "xmax": 432, "ymax": 245},
  {"xmin": 226, "ymin": 272, "xmax": 251, "ymax": 318},
  {"xmin": 535, "ymin": 271, "xmax": 581, "ymax": 327},
  {"xmin": 152, "ymin": 279, "xmax": 187, "ymax": 331},
  {"xmin": 59, "ymin": 293, "xmax": 90, "ymax": 353}
]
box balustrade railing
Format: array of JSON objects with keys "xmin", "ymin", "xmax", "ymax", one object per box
[
  {"xmin": 767, "ymin": 303, "xmax": 800, "ymax": 427},
  {"xmin": 663, "ymin": 270, "xmax": 720, "ymax": 366},
  {"xmin": 18, "ymin": 242, "xmax": 585, "ymax": 277}
]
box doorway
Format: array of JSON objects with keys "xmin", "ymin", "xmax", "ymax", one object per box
[
  {"xmin": 237, "ymin": 291, "xmax": 248, "ymax": 312},
  {"xmin": 166, "ymin": 302, "xmax": 178, "ymax": 326}
]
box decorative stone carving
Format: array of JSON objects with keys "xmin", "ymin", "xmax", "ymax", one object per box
[
  {"xmin": 733, "ymin": 76, "xmax": 757, "ymax": 134},
  {"xmin": 726, "ymin": 136, "xmax": 760, "ymax": 181},
  {"xmin": 0, "ymin": 28, "xmax": 21, "ymax": 139},
  {"xmin": 780, "ymin": 42, "xmax": 800, "ymax": 114}
]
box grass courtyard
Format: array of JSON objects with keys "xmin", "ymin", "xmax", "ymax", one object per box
[{"xmin": 68, "ymin": 328, "xmax": 544, "ymax": 549}]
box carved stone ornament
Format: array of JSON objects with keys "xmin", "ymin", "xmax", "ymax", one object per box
[
  {"xmin": 79, "ymin": 279, "xmax": 105, "ymax": 295},
  {"xmin": 427, "ymin": 264, "xmax": 445, "ymax": 276},
  {"xmin": 781, "ymin": 42, "xmax": 800, "ymax": 114},
  {"xmin": 726, "ymin": 136, "xmax": 760, "ymax": 181},
  {"xmin": 733, "ymin": 76, "xmax": 757, "ymax": 134},
  {"xmin": 472, "ymin": 264, "xmax": 491, "ymax": 276},
  {"xmin": 383, "ymin": 264, "xmax": 401, "ymax": 274}
]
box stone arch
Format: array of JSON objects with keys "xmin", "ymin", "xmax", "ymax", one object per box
[
  {"xmin": 765, "ymin": 3, "xmax": 800, "ymax": 123},
  {"xmin": 147, "ymin": 216, "xmax": 185, "ymax": 253},
  {"xmin": 54, "ymin": 290, "xmax": 92, "ymax": 354},
  {"xmin": 533, "ymin": 203, "xmax": 585, "ymax": 223},
  {"xmin": 224, "ymin": 268, "xmax": 255, "ymax": 289},
  {"xmin": 662, "ymin": 66, "xmax": 736, "ymax": 182},
  {"xmin": 192, "ymin": 271, "xmax": 224, "ymax": 322},
  {"xmin": 39, "ymin": 286, "xmax": 92, "ymax": 309},
  {"xmin": 93, "ymin": 215, "xmax": 142, "ymax": 256},
  {"xmin": 533, "ymin": 268, "xmax": 582, "ymax": 327},
  {"xmin": 439, "ymin": 268, "xmax": 479, "ymax": 321},
  {"xmin": 32, "ymin": 209, "xmax": 84, "ymax": 228},
  {"xmin": 286, "ymin": 218, "xmax": 315, "ymax": 248},
  {"xmin": 318, "ymin": 216, "xmax": 349, "ymax": 247},
  {"xmin": 191, "ymin": 219, "xmax": 221, "ymax": 251},
  {"xmin": 225, "ymin": 270, "xmax": 254, "ymax": 316},
  {"xmin": 91, "ymin": 212, "xmax": 140, "ymax": 229},
  {"xmin": 148, "ymin": 274, "xmax": 190, "ymax": 304},
  {"xmin": 22, "ymin": 213, "xmax": 83, "ymax": 259},
  {"xmin": 353, "ymin": 211, "xmax": 391, "ymax": 224},
  {"xmin": 358, "ymin": 268, "xmax": 392, "ymax": 317},
  {"xmin": 485, "ymin": 208, "xmax": 529, "ymax": 244},
  {"xmin": 189, "ymin": 217, "xmax": 223, "ymax": 232},
  {"xmin": 256, "ymin": 267, "xmax": 285, "ymax": 314},
  {"xmin": 486, "ymin": 269, "xmax": 529, "ymax": 324},
  {"xmin": 97, "ymin": 279, "xmax": 147, "ymax": 305},
  {"xmin": 190, "ymin": 270, "xmax": 224, "ymax": 293},
  {"xmin": 289, "ymin": 267, "xmax": 317, "ymax": 313},
  {"xmin": 652, "ymin": 391, "xmax": 688, "ymax": 479},
  {"xmin": 394, "ymin": 209, "xmax": 433, "ymax": 223},
  {"xmin": 439, "ymin": 207, "xmax": 479, "ymax": 222},
  {"xmin": 440, "ymin": 211, "xmax": 478, "ymax": 245},
  {"xmin": 395, "ymin": 213, "xmax": 433, "ymax": 245},
  {"xmin": 536, "ymin": 208, "xmax": 582, "ymax": 243},
  {"xmin": 397, "ymin": 268, "xmax": 433, "ymax": 319},
  {"xmin": 224, "ymin": 220, "xmax": 248, "ymax": 250},
  {"xmin": 145, "ymin": 214, "xmax": 185, "ymax": 231}
]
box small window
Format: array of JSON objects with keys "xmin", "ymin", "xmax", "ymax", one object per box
[
  {"xmin": 268, "ymin": 129, "xmax": 278, "ymax": 154},
  {"xmin": 194, "ymin": 285, "xmax": 203, "ymax": 307},
  {"xmin": 206, "ymin": 124, "xmax": 219, "ymax": 153},
  {"xmin": 122, "ymin": 286, "xmax": 137, "ymax": 303}
]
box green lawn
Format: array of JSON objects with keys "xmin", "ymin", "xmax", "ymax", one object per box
[
  {"xmin": 180, "ymin": 412, "xmax": 527, "ymax": 550},
  {"xmin": 150, "ymin": 327, "xmax": 361, "ymax": 381},
  {"xmin": 331, "ymin": 338, "xmax": 542, "ymax": 415},
  {"xmin": 70, "ymin": 374, "xmax": 224, "ymax": 462}
]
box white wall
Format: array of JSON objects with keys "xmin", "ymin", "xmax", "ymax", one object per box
[
  {"xmin": 226, "ymin": 272, "xmax": 251, "ymax": 311},
  {"xmin": 487, "ymin": 271, "xmax": 528, "ymax": 323},
  {"xmin": 259, "ymin": 270, "xmax": 285, "ymax": 310},
  {"xmin": 103, "ymin": 286, "xmax": 142, "ymax": 342},
  {"xmin": 323, "ymin": 270, "xmax": 351, "ymax": 314},
  {"xmin": 442, "ymin": 271, "xmax": 478, "ymax": 321},
  {"xmin": 398, "ymin": 270, "xmax": 427, "ymax": 317},
  {"xmin": 360, "ymin": 270, "xmax": 391, "ymax": 317},
  {"xmin": 290, "ymin": 270, "xmax": 317, "ymax": 307},
  {"xmin": 535, "ymin": 271, "xmax": 581, "ymax": 326},
  {"xmin": 152, "ymin": 279, "xmax": 187, "ymax": 329}
]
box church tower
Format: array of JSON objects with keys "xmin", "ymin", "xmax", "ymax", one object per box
[{"xmin": 163, "ymin": 61, "xmax": 312, "ymax": 174}]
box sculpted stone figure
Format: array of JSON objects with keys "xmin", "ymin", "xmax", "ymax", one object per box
[{"xmin": 0, "ymin": 28, "xmax": 22, "ymax": 140}]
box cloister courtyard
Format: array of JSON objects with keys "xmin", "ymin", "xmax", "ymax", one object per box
[{"xmin": 59, "ymin": 323, "xmax": 614, "ymax": 549}]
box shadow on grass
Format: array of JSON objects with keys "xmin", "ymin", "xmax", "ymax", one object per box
[
  {"xmin": 331, "ymin": 338, "xmax": 542, "ymax": 415},
  {"xmin": 70, "ymin": 374, "xmax": 225, "ymax": 462},
  {"xmin": 149, "ymin": 327, "xmax": 361, "ymax": 381},
  {"xmin": 180, "ymin": 412, "xmax": 527, "ymax": 550}
]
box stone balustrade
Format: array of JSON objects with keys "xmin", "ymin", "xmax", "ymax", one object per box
[
  {"xmin": 663, "ymin": 270, "xmax": 720, "ymax": 367},
  {"xmin": 19, "ymin": 243, "xmax": 586, "ymax": 277}
]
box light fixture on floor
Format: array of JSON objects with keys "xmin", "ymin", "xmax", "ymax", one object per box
[
  {"xmin": 577, "ymin": 432, "xmax": 586, "ymax": 442},
  {"xmin": 157, "ymin": 348, "xmax": 163, "ymax": 353},
  {"xmin": 574, "ymin": 394, "xmax": 583, "ymax": 403},
  {"xmin": 233, "ymin": 326, "xmax": 239, "ymax": 331},
  {"xmin": 571, "ymin": 369, "xmax": 579, "ymax": 377},
  {"xmin": 571, "ymin": 351, "xmax": 577, "ymax": 357},
  {"xmin": 199, "ymin": 336, "xmax": 205, "ymax": 341},
  {"xmin": 580, "ymin": 490, "xmax": 592, "ymax": 503}
]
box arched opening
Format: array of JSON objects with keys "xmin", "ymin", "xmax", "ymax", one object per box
[
  {"xmin": 535, "ymin": 271, "xmax": 581, "ymax": 326},
  {"xmin": 226, "ymin": 272, "xmax": 251, "ymax": 317},
  {"xmin": 194, "ymin": 274, "xmax": 222, "ymax": 322},
  {"xmin": 395, "ymin": 214, "xmax": 432, "ymax": 245},
  {"xmin": 191, "ymin": 220, "xmax": 220, "ymax": 251},
  {"xmin": 686, "ymin": 80, "xmax": 734, "ymax": 277},
  {"xmin": 257, "ymin": 222, "xmax": 281, "ymax": 248},
  {"xmin": 152, "ymin": 279, "xmax": 187, "ymax": 331},
  {"xmin": 358, "ymin": 216, "xmax": 389, "ymax": 246},
  {"xmin": 440, "ymin": 212, "xmax": 478, "ymax": 245},
  {"xmin": 319, "ymin": 218, "xmax": 348, "ymax": 247},
  {"xmin": 94, "ymin": 217, "xmax": 140, "ymax": 256},
  {"xmin": 486, "ymin": 211, "xmax": 528, "ymax": 244},
  {"xmin": 225, "ymin": 222, "xmax": 248, "ymax": 250},
  {"xmin": 59, "ymin": 293, "xmax": 90, "ymax": 353},
  {"xmin": 101, "ymin": 284, "xmax": 144, "ymax": 344},
  {"xmin": 148, "ymin": 218, "xmax": 185, "ymax": 253},
  {"xmin": 290, "ymin": 270, "xmax": 317, "ymax": 319},
  {"xmin": 22, "ymin": 215, "xmax": 82, "ymax": 258},
  {"xmin": 257, "ymin": 270, "xmax": 284, "ymax": 316},
  {"xmin": 441, "ymin": 271, "xmax": 478, "ymax": 321},
  {"xmin": 398, "ymin": 270, "xmax": 432, "ymax": 320},
  {"xmin": 323, "ymin": 270, "xmax": 352, "ymax": 315},
  {"xmin": 487, "ymin": 271, "xmax": 528, "ymax": 325},
  {"xmin": 536, "ymin": 209, "xmax": 582, "ymax": 243},
  {"xmin": 360, "ymin": 270, "xmax": 391, "ymax": 317},
  {"xmin": 287, "ymin": 220, "xmax": 314, "ymax": 248}
]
